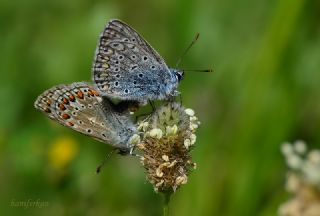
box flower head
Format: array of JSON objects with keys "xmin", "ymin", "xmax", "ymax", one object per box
[
  {"xmin": 279, "ymin": 141, "xmax": 320, "ymax": 216},
  {"xmin": 136, "ymin": 103, "xmax": 199, "ymax": 193}
]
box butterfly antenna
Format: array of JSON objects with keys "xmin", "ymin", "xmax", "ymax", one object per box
[
  {"xmin": 182, "ymin": 69, "xmax": 213, "ymax": 73},
  {"xmin": 175, "ymin": 33, "xmax": 200, "ymax": 68},
  {"xmin": 96, "ymin": 149, "xmax": 117, "ymax": 174}
]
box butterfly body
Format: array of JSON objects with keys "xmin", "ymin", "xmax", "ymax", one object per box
[
  {"xmin": 34, "ymin": 82, "xmax": 137, "ymax": 153},
  {"xmin": 92, "ymin": 19, "xmax": 184, "ymax": 104}
]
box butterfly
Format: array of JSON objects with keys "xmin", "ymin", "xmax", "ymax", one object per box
[
  {"xmin": 92, "ymin": 19, "xmax": 184, "ymax": 105},
  {"xmin": 34, "ymin": 82, "xmax": 137, "ymax": 154}
]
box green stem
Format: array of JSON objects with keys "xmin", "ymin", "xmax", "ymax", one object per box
[{"xmin": 163, "ymin": 191, "xmax": 172, "ymax": 216}]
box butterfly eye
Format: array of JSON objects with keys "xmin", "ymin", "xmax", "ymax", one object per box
[
  {"xmin": 133, "ymin": 81, "xmax": 137, "ymax": 85},
  {"xmin": 118, "ymin": 55, "xmax": 124, "ymax": 60},
  {"xmin": 150, "ymin": 65, "xmax": 156, "ymax": 70},
  {"xmin": 131, "ymin": 55, "xmax": 136, "ymax": 59},
  {"xmin": 138, "ymin": 73, "xmax": 143, "ymax": 78},
  {"xmin": 132, "ymin": 38, "xmax": 136, "ymax": 42},
  {"xmin": 115, "ymin": 82, "xmax": 119, "ymax": 86},
  {"xmin": 115, "ymin": 68, "xmax": 119, "ymax": 72},
  {"xmin": 124, "ymin": 89, "xmax": 129, "ymax": 93},
  {"xmin": 116, "ymin": 74, "xmax": 120, "ymax": 78},
  {"xmin": 124, "ymin": 38, "xmax": 129, "ymax": 42},
  {"xmin": 86, "ymin": 129, "xmax": 92, "ymax": 133},
  {"xmin": 143, "ymin": 56, "xmax": 148, "ymax": 61}
]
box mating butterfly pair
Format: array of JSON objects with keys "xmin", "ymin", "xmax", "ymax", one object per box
[{"xmin": 34, "ymin": 19, "xmax": 184, "ymax": 153}]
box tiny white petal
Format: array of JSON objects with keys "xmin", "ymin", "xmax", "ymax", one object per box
[
  {"xmin": 128, "ymin": 134, "xmax": 140, "ymax": 145},
  {"xmin": 156, "ymin": 168, "xmax": 164, "ymax": 177},
  {"xmin": 162, "ymin": 155, "xmax": 169, "ymax": 162},
  {"xmin": 281, "ymin": 142, "xmax": 293, "ymax": 156},
  {"xmin": 192, "ymin": 163, "xmax": 197, "ymax": 169},
  {"xmin": 184, "ymin": 139, "xmax": 191, "ymax": 149},
  {"xmin": 175, "ymin": 175, "xmax": 188, "ymax": 185},
  {"xmin": 293, "ymin": 140, "xmax": 307, "ymax": 154},
  {"xmin": 286, "ymin": 154, "xmax": 303, "ymax": 170},
  {"xmin": 190, "ymin": 116, "xmax": 198, "ymax": 122},
  {"xmin": 189, "ymin": 123, "xmax": 198, "ymax": 130},
  {"xmin": 149, "ymin": 128, "xmax": 163, "ymax": 139},
  {"xmin": 308, "ymin": 150, "xmax": 320, "ymax": 164},
  {"xmin": 166, "ymin": 125, "xmax": 178, "ymax": 136},
  {"xmin": 167, "ymin": 160, "xmax": 177, "ymax": 168},
  {"xmin": 302, "ymin": 161, "xmax": 320, "ymax": 184},
  {"xmin": 155, "ymin": 179, "xmax": 164, "ymax": 188},
  {"xmin": 138, "ymin": 121, "xmax": 149, "ymax": 132},
  {"xmin": 185, "ymin": 108, "xmax": 195, "ymax": 116},
  {"xmin": 285, "ymin": 173, "xmax": 300, "ymax": 193},
  {"xmin": 190, "ymin": 134, "xmax": 197, "ymax": 145}
]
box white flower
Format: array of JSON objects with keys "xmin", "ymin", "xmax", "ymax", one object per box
[
  {"xmin": 148, "ymin": 128, "xmax": 163, "ymax": 139},
  {"xmin": 303, "ymin": 162, "xmax": 320, "ymax": 184},
  {"xmin": 293, "ymin": 140, "xmax": 307, "ymax": 154},
  {"xmin": 156, "ymin": 167, "xmax": 164, "ymax": 177},
  {"xmin": 184, "ymin": 139, "xmax": 191, "ymax": 149},
  {"xmin": 128, "ymin": 134, "xmax": 141, "ymax": 145},
  {"xmin": 166, "ymin": 125, "xmax": 178, "ymax": 136},
  {"xmin": 281, "ymin": 142, "xmax": 294, "ymax": 156},
  {"xmin": 162, "ymin": 155, "xmax": 169, "ymax": 162},
  {"xmin": 190, "ymin": 116, "xmax": 198, "ymax": 122},
  {"xmin": 286, "ymin": 154, "xmax": 303, "ymax": 170},
  {"xmin": 308, "ymin": 150, "xmax": 320, "ymax": 164},
  {"xmin": 285, "ymin": 173, "xmax": 301, "ymax": 193},
  {"xmin": 185, "ymin": 108, "xmax": 195, "ymax": 116},
  {"xmin": 190, "ymin": 134, "xmax": 197, "ymax": 145},
  {"xmin": 175, "ymin": 175, "xmax": 188, "ymax": 185},
  {"xmin": 138, "ymin": 121, "xmax": 149, "ymax": 132},
  {"xmin": 189, "ymin": 123, "xmax": 199, "ymax": 130}
]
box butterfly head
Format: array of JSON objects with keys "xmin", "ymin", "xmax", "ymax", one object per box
[{"xmin": 170, "ymin": 68, "xmax": 185, "ymax": 82}]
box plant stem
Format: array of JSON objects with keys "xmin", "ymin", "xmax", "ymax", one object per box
[{"xmin": 163, "ymin": 191, "xmax": 172, "ymax": 216}]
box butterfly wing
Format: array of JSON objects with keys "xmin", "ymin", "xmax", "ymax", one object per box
[
  {"xmin": 92, "ymin": 19, "xmax": 178, "ymax": 102},
  {"xmin": 34, "ymin": 82, "xmax": 136, "ymax": 150}
]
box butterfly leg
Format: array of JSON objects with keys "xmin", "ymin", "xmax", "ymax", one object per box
[
  {"xmin": 179, "ymin": 94, "xmax": 183, "ymax": 105},
  {"xmin": 148, "ymin": 100, "xmax": 156, "ymax": 111},
  {"xmin": 96, "ymin": 149, "xmax": 117, "ymax": 174},
  {"xmin": 129, "ymin": 146, "xmax": 141, "ymax": 157},
  {"xmin": 135, "ymin": 113, "xmax": 150, "ymax": 122}
]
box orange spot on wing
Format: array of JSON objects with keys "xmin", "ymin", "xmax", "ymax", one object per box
[
  {"xmin": 91, "ymin": 89, "xmax": 100, "ymax": 96},
  {"xmin": 69, "ymin": 95, "xmax": 75, "ymax": 102},
  {"xmin": 88, "ymin": 90, "xmax": 94, "ymax": 96},
  {"xmin": 77, "ymin": 91, "xmax": 84, "ymax": 99},
  {"xmin": 63, "ymin": 98, "xmax": 69, "ymax": 104},
  {"xmin": 62, "ymin": 114, "xmax": 70, "ymax": 119},
  {"xmin": 59, "ymin": 103, "xmax": 66, "ymax": 110}
]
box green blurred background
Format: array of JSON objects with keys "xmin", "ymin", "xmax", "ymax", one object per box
[{"xmin": 1, "ymin": 0, "xmax": 320, "ymax": 215}]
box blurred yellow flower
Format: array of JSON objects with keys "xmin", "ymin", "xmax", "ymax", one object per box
[{"xmin": 48, "ymin": 136, "xmax": 78, "ymax": 170}]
